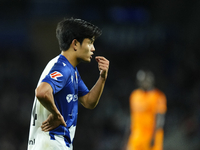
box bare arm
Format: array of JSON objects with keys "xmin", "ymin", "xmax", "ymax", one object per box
[
  {"xmin": 35, "ymin": 82, "xmax": 66, "ymax": 131},
  {"xmin": 79, "ymin": 56, "xmax": 109, "ymax": 109}
]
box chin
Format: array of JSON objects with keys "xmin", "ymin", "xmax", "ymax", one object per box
[
  {"xmin": 87, "ymin": 59, "xmax": 91, "ymax": 63},
  {"xmin": 82, "ymin": 59, "xmax": 91, "ymax": 63}
]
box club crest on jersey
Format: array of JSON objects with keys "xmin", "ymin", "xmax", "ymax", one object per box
[{"xmin": 50, "ymin": 71, "xmax": 63, "ymax": 80}]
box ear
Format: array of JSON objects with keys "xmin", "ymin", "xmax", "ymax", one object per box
[{"xmin": 72, "ymin": 39, "xmax": 79, "ymax": 51}]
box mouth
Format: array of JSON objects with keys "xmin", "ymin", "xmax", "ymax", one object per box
[{"xmin": 90, "ymin": 54, "xmax": 94, "ymax": 59}]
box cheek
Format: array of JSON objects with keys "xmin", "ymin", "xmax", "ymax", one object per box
[{"xmin": 85, "ymin": 46, "xmax": 91, "ymax": 53}]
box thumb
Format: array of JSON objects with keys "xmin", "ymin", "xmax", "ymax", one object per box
[
  {"xmin": 62, "ymin": 118, "xmax": 67, "ymax": 127},
  {"xmin": 63, "ymin": 122, "xmax": 67, "ymax": 127}
]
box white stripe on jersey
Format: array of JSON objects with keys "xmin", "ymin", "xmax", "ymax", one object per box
[{"xmin": 27, "ymin": 56, "xmax": 72, "ymax": 150}]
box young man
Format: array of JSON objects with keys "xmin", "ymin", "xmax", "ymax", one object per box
[
  {"xmin": 126, "ymin": 70, "xmax": 167, "ymax": 150},
  {"xmin": 27, "ymin": 18, "xmax": 109, "ymax": 150}
]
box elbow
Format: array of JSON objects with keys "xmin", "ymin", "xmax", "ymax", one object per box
[
  {"xmin": 86, "ymin": 105, "xmax": 96, "ymax": 110},
  {"xmin": 35, "ymin": 87, "xmax": 43, "ymax": 100},
  {"xmin": 85, "ymin": 106, "xmax": 95, "ymax": 110},
  {"xmin": 35, "ymin": 87, "xmax": 48, "ymax": 102},
  {"xmin": 79, "ymin": 94, "xmax": 99, "ymax": 109},
  {"xmin": 35, "ymin": 82, "xmax": 53, "ymax": 104},
  {"xmin": 81, "ymin": 101, "xmax": 97, "ymax": 110},
  {"xmin": 85, "ymin": 103, "xmax": 97, "ymax": 110}
]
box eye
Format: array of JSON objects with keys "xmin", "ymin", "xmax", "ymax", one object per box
[
  {"xmin": 89, "ymin": 38, "xmax": 95, "ymax": 44},
  {"xmin": 89, "ymin": 40, "xmax": 93, "ymax": 44}
]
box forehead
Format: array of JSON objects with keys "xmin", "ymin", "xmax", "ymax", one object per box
[{"xmin": 84, "ymin": 37, "xmax": 95, "ymax": 42}]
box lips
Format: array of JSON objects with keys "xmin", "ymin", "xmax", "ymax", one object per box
[{"xmin": 90, "ymin": 53, "xmax": 94, "ymax": 59}]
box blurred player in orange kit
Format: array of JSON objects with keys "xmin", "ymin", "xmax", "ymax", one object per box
[{"xmin": 126, "ymin": 70, "xmax": 167, "ymax": 150}]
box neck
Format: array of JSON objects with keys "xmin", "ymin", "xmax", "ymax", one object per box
[
  {"xmin": 61, "ymin": 50, "xmax": 78, "ymax": 68},
  {"xmin": 141, "ymin": 87, "xmax": 154, "ymax": 91}
]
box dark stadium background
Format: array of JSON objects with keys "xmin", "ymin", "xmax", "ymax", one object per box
[{"xmin": 0, "ymin": 0, "xmax": 200, "ymax": 149}]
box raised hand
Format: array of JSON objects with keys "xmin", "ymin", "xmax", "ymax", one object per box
[{"xmin": 95, "ymin": 56, "xmax": 109, "ymax": 79}]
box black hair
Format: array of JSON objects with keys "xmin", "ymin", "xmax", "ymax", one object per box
[{"xmin": 56, "ymin": 17, "xmax": 102, "ymax": 51}]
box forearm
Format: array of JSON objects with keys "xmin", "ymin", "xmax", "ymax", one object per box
[
  {"xmin": 36, "ymin": 82, "xmax": 66, "ymax": 131},
  {"xmin": 37, "ymin": 94, "xmax": 60, "ymax": 115},
  {"xmin": 81, "ymin": 76, "xmax": 106, "ymax": 109},
  {"xmin": 79, "ymin": 56, "xmax": 109, "ymax": 109}
]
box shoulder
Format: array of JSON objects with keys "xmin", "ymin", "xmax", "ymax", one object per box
[
  {"xmin": 154, "ymin": 88, "xmax": 166, "ymax": 96},
  {"xmin": 44, "ymin": 57, "xmax": 71, "ymax": 82},
  {"xmin": 130, "ymin": 89, "xmax": 142, "ymax": 98},
  {"xmin": 52, "ymin": 57, "xmax": 71, "ymax": 73},
  {"xmin": 132, "ymin": 89, "xmax": 143, "ymax": 95}
]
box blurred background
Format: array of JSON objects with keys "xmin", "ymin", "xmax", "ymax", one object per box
[{"xmin": 0, "ymin": 0, "xmax": 200, "ymax": 150}]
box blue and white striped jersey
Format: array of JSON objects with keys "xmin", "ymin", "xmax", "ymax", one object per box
[{"xmin": 28, "ymin": 54, "xmax": 89, "ymax": 149}]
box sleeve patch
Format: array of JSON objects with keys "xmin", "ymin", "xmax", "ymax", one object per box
[{"xmin": 50, "ymin": 71, "xmax": 63, "ymax": 80}]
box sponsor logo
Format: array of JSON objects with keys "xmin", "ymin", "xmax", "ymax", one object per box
[
  {"xmin": 73, "ymin": 94, "xmax": 78, "ymax": 101},
  {"xmin": 50, "ymin": 71, "xmax": 63, "ymax": 80},
  {"xmin": 66, "ymin": 94, "xmax": 73, "ymax": 103},
  {"xmin": 66, "ymin": 94, "xmax": 78, "ymax": 103},
  {"xmin": 28, "ymin": 139, "xmax": 35, "ymax": 145}
]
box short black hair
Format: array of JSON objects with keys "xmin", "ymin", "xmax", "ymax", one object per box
[{"xmin": 56, "ymin": 17, "xmax": 102, "ymax": 51}]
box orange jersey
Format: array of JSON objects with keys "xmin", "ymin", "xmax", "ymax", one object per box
[{"xmin": 127, "ymin": 89, "xmax": 167, "ymax": 150}]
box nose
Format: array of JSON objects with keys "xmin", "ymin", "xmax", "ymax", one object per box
[{"xmin": 91, "ymin": 44, "xmax": 95, "ymax": 51}]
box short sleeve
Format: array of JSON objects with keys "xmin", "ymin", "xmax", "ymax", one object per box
[{"xmin": 42, "ymin": 62, "xmax": 70, "ymax": 94}]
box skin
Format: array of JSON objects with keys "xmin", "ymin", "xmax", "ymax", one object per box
[{"xmin": 35, "ymin": 38, "xmax": 109, "ymax": 132}]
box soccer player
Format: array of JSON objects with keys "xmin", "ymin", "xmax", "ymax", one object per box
[
  {"xmin": 27, "ymin": 18, "xmax": 109, "ymax": 150},
  {"xmin": 126, "ymin": 70, "xmax": 167, "ymax": 150}
]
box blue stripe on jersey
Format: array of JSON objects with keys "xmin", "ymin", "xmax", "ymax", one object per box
[{"xmin": 42, "ymin": 54, "xmax": 89, "ymax": 146}]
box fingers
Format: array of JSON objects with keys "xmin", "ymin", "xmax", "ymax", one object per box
[
  {"xmin": 95, "ymin": 56, "xmax": 109, "ymax": 79},
  {"xmin": 95, "ymin": 56, "xmax": 109, "ymax": 63},
  {"xmin": 41, "ymin": 114, "xmax": 66, "ymax": 132},
  {"xmin": 41, "ymin": 122, "xmax": 53, "ymax": 132},
  {"xmin": 41, "ymin": 122, "xmax": 66, "ymax": 132},
  {"xmin": 41, "ymin": 121, "xmax": 60, "ymax": 132},
  {"xmin": 95, "ymin": 56, "xmax": 109, "ymax": 70}
]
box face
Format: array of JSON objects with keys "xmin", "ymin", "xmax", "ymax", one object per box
[
  {"xmin": 76, "ymin": 38, "xmax": 95, "ymax": 63},
  {"xmin": 136, "ymin": 70, "xmax": 155, "ymax": 90}
]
